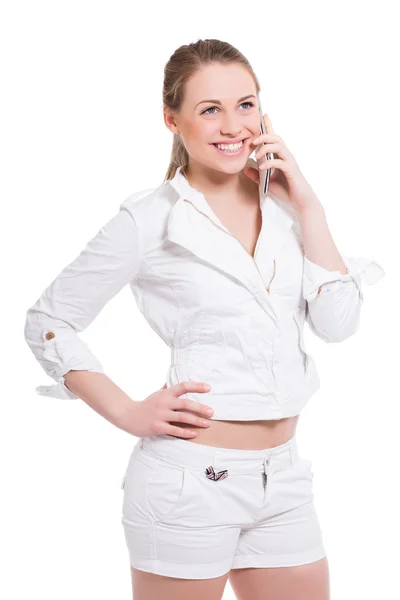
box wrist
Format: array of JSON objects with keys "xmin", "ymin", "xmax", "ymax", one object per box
[
  {"xmin": 296, "ymin": 198, "xmax": 325, "ymax": 220},
  {"xmin": 114, "ymin": 398, "xmax": 140, "ymax": 429}
]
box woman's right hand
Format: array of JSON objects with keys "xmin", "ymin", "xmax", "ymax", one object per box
[{"xmin": 118, "ymin": 381, "xmax": 215, "ymax": 439}]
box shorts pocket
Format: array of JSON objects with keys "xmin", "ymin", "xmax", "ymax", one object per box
[
  {"xmin": 145, "ymin": 458, "xmax": 193, "ymax": 524},
  {"xmin": 121, "ymin": 448, "xmax": 161, "ymax": 524},
  {"xmin": 292, "ymin": 454, "xmax": 314, "ymax": 482},
  {"xmin": 120, "ymin": 447, "xmax": 137, "ymax": 490}
]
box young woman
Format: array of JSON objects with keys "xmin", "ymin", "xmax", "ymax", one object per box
[{"xmin": 24, "ymin": 39, "xmax": 385, "ymax": 600}]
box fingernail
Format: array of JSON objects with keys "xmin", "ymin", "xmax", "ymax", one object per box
[
  {"xmin": 206, "ymin": 407, "xmax": 214, "ymax": 415},
  {"xmin": 204, "ymin": 384, "xmax": 211, "ymax": 391}
]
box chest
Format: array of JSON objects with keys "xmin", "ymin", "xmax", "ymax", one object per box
[
  {"xmin": 143, "ymin": 210, "xmax": 304, "ymax": 316},
  {"xmin": 205, "ymin": 194, "xmax": 263, "ymax": 259}
]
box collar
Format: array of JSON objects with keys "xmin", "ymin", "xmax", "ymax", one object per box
[{"xmin": 168, "ymin": 157, "xmax": 278, "ymax": 230}]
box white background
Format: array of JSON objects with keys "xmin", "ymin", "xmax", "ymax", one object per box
[{"xmin": 2, "ymin": 1, "xmax": 398, "ymax": 598}]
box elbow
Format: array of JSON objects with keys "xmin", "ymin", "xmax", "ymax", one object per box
[
  {"xmin": 306, "ymin": 293, "xmax": 362, "ymax": 343},
  {"xmin": 315, "ymin": 317, "xmax": 360, "ymax": 343}
]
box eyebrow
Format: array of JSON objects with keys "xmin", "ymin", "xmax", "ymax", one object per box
[{"xmin": 195, "ymin": 94, "xmax": 257, "ymax": 109}]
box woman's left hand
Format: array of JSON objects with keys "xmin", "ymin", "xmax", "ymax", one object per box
[{"xmin": 243, "ymin": 112, "xmax": 322, "ymax": 213}]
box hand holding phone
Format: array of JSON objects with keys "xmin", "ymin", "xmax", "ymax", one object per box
[{"xmin": 257, "ymin": 94, "xmax": 273, "ymax": 196}]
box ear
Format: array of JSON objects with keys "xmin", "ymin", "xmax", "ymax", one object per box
[{"xmin": 163, "ymin": 107, "xmax": 180, "ymax": 135}]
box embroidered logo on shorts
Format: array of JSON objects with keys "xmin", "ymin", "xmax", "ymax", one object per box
[{"xmin": 205, "ymin": 465, "xmax": 228, "ymax": 481}]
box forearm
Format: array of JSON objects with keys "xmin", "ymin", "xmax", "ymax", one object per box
[
  {"xmin": 296, "ymin": 197, "xmax": 363, "ymax": 342},
  {"xmin": 63, "ymin": 370, "xmax": 137, "ymax": 430},
  {"xmin": 296, "ymin": 199, "xmax": 347, "ymax": 276}
]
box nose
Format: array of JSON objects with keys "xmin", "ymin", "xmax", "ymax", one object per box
[{"xmin": 220, "ymin": 115, "xmax": 244, "ymax": 137}]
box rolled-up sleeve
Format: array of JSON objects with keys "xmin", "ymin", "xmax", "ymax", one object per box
[
  {"xmin": 24, "ymin": 201, "xmax": 143, "ymax": 399},
  {"xmin": 302, "ymin": 252, "xmax": 385, "ymax": 343}
]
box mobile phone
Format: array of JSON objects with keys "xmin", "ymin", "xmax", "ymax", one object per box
[{"xmin": 257, "ymin": 95, "xmax": 273, "ymax": 196}]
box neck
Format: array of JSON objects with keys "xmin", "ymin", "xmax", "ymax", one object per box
[{"xmin": 183, "ymin": 163, "xmax": 255, "ymax": 204}]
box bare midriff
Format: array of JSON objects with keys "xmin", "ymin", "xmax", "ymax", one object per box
[{"xmin": 171, "ymin": 414, "xmax": 300, "ymax": 450}]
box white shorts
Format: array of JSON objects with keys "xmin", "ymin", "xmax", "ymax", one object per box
[{"xmin": 120, "ymin": 433, "xmax": 326, "ymax": 580}]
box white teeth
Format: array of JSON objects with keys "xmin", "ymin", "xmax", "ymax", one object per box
[{"xmin": 215, "ymin": 140, "xmax": 244, "ymax": 151}]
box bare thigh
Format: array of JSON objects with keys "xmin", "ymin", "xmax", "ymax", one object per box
[
  {"xmin": 229, "ymin": 556, "xmax": 330, "ymax": 600},
  {"xmin": 131, "ymin": 567, "xmax": 230, "ymax": 600}
]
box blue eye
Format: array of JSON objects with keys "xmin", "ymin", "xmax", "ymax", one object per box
[{"xmin": 202, "ymin": 101, "xmax": 254, "ymax": 115}]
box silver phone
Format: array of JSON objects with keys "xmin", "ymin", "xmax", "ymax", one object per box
[{"xmin": 257, "ymin": 95, "xmax": 273, "ymax": 196}]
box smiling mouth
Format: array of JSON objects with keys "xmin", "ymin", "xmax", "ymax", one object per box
[
  {"xmin": 211, "ymin": 137, "xmax": 248, "ymax": 147},
  {"xmin": 210, "ymin": 138, "xmax": 248, "ymax": 154}
]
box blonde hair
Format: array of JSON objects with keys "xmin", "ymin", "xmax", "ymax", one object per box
[{"xmin": 162, "ymin": 38, "xmax": 260, "ymax": 182}]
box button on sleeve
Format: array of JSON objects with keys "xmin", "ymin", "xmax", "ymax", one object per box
[
  {"xmin": 24, "ymin": 204, "xmax": 143, "ymax": 399},
  {"xmin": 303, "ymin": 252, "xmax": 385, "ymax": 343}
]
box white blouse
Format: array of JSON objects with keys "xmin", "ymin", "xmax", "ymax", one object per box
[{"xmin": 24, "ymin": 157, "xmax": 385, "ymax": 420}]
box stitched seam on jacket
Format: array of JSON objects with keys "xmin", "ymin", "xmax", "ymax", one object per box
[
  {"xmin": 119, "ymin": 206, "xmax": 144, "ymax": 284},
  {"xmin": 140, "ymin": 258, "xmax": 182, "ymax": 340}
]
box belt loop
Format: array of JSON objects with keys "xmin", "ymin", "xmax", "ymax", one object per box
[
  {"xmin": 289, "ymin": 442, "xmax": 297, "ymax": 467},
  {"xmin": 263, "ymin": 454, "xmax": 271, "ymax": 474},
  {"xmin": 212, "ymin": 447, "xmax": 217, "ymax": 468}
]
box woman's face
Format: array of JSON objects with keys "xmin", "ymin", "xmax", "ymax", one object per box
[{"xmin": 164, "ymin": 63, "xmax": 261, "ymax": 174}]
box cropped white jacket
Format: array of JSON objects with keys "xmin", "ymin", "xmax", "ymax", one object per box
[{"xmin": 24, "ymin": 158, "xmax": 385, "ymax": 420}]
